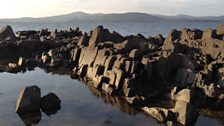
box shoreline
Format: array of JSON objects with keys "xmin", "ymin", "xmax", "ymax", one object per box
[{"xmin": 0, "ymin": 24, "xmax": 224, "ymax": 126}]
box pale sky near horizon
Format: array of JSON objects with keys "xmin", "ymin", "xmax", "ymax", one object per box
[{"xmin": 0, "ymin": 0, "xmax": 223, "ymax": 19}]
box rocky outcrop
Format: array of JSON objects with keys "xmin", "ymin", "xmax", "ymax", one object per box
[
  {"xmin": 0, "ymin": 25, "xmax": 16, "ymax": 40},
  {"xmin": 1, "ymin": 24, "xmax": 224, "ymax": 126}
]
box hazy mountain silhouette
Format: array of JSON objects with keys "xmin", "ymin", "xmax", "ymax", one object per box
[{"xmin": 0, "ymin": 11, "xmax": 223, "ymax": 22}]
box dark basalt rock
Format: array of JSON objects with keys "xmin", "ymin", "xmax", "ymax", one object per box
[
  {"xmin": 41, "ymin": 92, "xmax": 61, "ymax": 116},
  {"xmin": 0, "ymin": 25, "xmax": 16, "ymax": 41},
  {"xmin": 16, "ymin": 86, "xmax": 41, "ymax": 113},
  {"xmin": 1, "ymin": 24, "xmax": 224, "ymax": 126}
]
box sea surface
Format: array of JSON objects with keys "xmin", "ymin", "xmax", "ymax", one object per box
[
  {"xmin": 0, "ymin": 21, "xmax": 223, "ymax": 36},
  {"xmin": 0, "ymin": 21, "xmax": 224, "ymax": 126}
]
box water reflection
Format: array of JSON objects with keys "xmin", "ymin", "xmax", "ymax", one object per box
[
  {"xmin": 86, "ymin": 81, "xmax": 139, "ymax": 115},
  {"xmin": 17, "ymin": 110, "xmax": 41, "ymax": 126},
  {"xmin": 41, "ymin": 106, "xmax": 61, "ymax": 116},
  {"xmin": 1, "ymin": 66, "xmax": 222, "ymax": 126},
  {"xmin": 200, "ymin": 109, "xmax": 224, "ymax": 125}
]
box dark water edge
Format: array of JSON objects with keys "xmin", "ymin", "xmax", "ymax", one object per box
[
  {"xmin": 0, "ymin": 68, "xmax": 223, "ymax": 126},
  {"xmin": 0, "ymin": 21, "xmax": 223, "ymax": 36},
  {"xmin": 0, "ymin": 68, "xmax": 162, "ymax": 126}
]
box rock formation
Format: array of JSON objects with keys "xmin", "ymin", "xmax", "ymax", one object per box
[{"xmin": 1, "ymin": 24, "xmax": 224, "ymax": 126}]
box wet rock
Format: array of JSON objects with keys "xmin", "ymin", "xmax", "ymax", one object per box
[
  {"xmin": 171, "ymin": 100, "xmax": 198, "ymax": 126},
  {"xmin": 125, "ymin": 96, "xmax": 146, "ymax": 106},
  {"xmin": 16, "ymin": 85, "xmax": 41, "ymax": 113},
  {"xmin": 171, "ymin": 88, "xmax": 192, "ymax": 103},
  {"xmin": 142, "ymin": 107, "xmax": 172, "ymax": 123},
  {"xmin": 104, "ymin": 70, "xmax": 116, "ymax": 85},
  {"xmin": 41, "ymin": 92, "xmax": 61, "ymax": 115},
  {"xmin": 7, "ymin": 63, "xmax": 23, "ymax": 73},
  {"xmin": 0, "ymin": 25, "xmax": 16, "ymax": 40},
  {"xmin": 102, "ymin": 83, "xmax": 116, "ymax": 95},
  {"xmin": 123, "ymin": 78, "xmax": 137, "ymax": 97}
]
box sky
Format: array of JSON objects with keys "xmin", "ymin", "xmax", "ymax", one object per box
[{"xmin": 0, "ymin": 0, "xmax": 223, "ymax": 19}]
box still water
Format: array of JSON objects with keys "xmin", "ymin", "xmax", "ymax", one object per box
[
  {"xmin": 0, "ymin": 21, "xmax": 223, "ymax": 36},
  {"xmin": 0, "ymin": 68, "xmax": 223, "ymax": 126},
  {"xmin": 0, "ymin": 68, "xmax": 162, "ymax": 126}
]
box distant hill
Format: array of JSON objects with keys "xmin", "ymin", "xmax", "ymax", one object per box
[{"xmin": 0, "ymin": 11, "xmax": 223, "ymax": 22}]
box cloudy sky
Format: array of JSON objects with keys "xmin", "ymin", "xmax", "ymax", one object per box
[{"xmin": 0, "ymin": 0, "xmax": 223, "ymax": 18}]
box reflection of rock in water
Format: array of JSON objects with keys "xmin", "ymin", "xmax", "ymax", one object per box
[
  {"xmin": 17, "ymin": 110, "xmax": 41, "ymax": 126},
  {"xmin": 43, "ymin": 68, "xmax": 72, "ymax": 76},
  {"xmin": 85, "ymin": 80, "xmax": 139, "ymax": 115},
  {"xmin": 200, "ymin": 109, "xmax": 224, "ymax": 125}
]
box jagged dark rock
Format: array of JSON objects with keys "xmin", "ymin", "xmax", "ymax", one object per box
[
  {"xmin": 16, "ymin": 86, "xmax": 41, "ymax": 113},
  {"xmin": 0, "ymin": 25, "xmax": 16, "ymax": 40},
  {"xmin": 0, "ymin": 24, "xmax": 224, "ymax": 126}
]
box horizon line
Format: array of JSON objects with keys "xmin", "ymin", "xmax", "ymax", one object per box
[{"xmin": 0, "ymin": 11, "xmax": 223, "ymax": 20}]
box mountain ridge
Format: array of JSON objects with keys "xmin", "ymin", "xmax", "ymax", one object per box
[{"xmin": 0, "ymin": 11, "xmax": 223, "ymax": 22}]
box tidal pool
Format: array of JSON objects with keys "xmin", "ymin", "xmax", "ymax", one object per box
[
  {"xmin": 0, "ymin": 68, "xmax": 162, "ymax": 126},
  {"xmin": 0, "ymin": 68, "xmax": 223, "ymax": 126}
]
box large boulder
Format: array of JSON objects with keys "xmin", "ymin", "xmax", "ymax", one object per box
[
  {"xmin": 0, "ymin": 25, "xmax": 16, "ymax": 40},
  {"xmin": 89, "ymin": 26, "xmax": 124, "ymax": 46},
  {"xmin": 162, "ymin": 29, "xmax": 180, "ymax": 51},
  {"xmin": 171, "ymin": 100, "xmax": 198, "ymax": 126},
  {"xmin": 171, "ymin": 88, "xmax": 193, "ymax": 103},
  {"xmin": 16, "ymin": 86, "xmax": 41, "ymax": 113}
]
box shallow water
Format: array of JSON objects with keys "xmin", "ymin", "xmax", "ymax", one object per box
[
  {"xmin": 0, "ymin": 68, "xmax": 163, "ymax": 126},
  {"xmin": 0, "ymin": 21, "xmax": 222, "ymax": 36},
  {"xmin": 0, "ymin": 68, "xmax": 223, "ymax": 126}
]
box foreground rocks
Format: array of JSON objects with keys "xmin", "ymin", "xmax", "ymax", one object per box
[
  {"xmin": 16, "ymin": 86, "xmax": 41, "ymax": 113},
  {"xmin": 1, "ymin": 24, "xmax": 224, "ymax": 125},
  {"xmin": 16, "ymin": 85, "xmax": 61, "ymax": 116}
]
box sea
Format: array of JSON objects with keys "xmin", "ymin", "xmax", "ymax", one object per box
[
  {"xmin": 0, "ymin": 21, "xmax": 223, "ymax": 126},
  {"xmin": 0, "ymin": 21, "xmax": 223, "ymax": 36}
]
